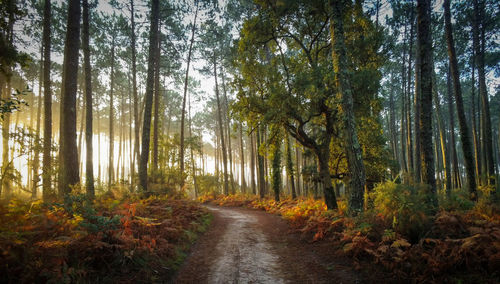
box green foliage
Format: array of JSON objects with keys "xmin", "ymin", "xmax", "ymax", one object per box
[
  {"xmin": 370, "ymin": 181, "xmax": 433, "ymax": 241},
  {"xmin": 61, "ymin": 193, "xmax": 121, "ymax": 233},
  {"xmin": 196, "ymin": 174, "xmax": 221, "ymax": 196}
]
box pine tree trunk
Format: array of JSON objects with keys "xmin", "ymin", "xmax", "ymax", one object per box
[
  {"xmin": 406, "ymin": 15, "xmax": 415, "ymax": 176},
  {"xmin": 257, "ymin": 126, "xmax": 265, "ymax": 198},
  {"xmin": 413, "ymin": 6, "xmax": 421, "ymax": 183},
  {"xmin": 271, "ymin": 139, "xmax": 281, "ymax": 202},
  {"xmin": 285, "ymin": 133, "xmax": 296, "ymax": 199},
  {"xmin": 179, "ymin": 2, "xmax": 199, "ymax": 181},
  {"xmin": 432, "ymin": 72, "xmax": 451, "ymax": 195},
  {"xmin": 471, "ymin": 52, "xmax": 481, "ymax": 185},
  {"xmin": 221, "ymin": 71, "xmax": 235, "ymax": 194},
  {"xmin": 239, "ymin": 123, "xmax": 246, "ymax": 192},
  {"xmin": 58, "ymin": 0, "xmax": 81, "ymax": 197},
  {"xmin": 250, "ymin": 132, "xmax": 256, "ymax": 195},
  {"xmin": 130, "ymin": 0, "xmax": 139, "ymax": 188},
  {"xmin": 473, "ymin": 0, "xmax": 496, "ymax": 191},
  {"xmin": 416, "ymin": 0, "xmax": 437, "ymax": 208},
  {"xmin": 213, "ymin": 55, "xmax": 229, "ymax": 195},
  {"xmin": 152, "ymin": 21, "xmax": 161, "ymax": 172},
  {"xmin": 444, "ymin": 0, "xmax": 477, "ymax": 200},
  {"xmin": 108, "ymin": 35, "xmax": 115, "ymax": 191},
  {"xmin": 82, "ymin": 0, "xmax": 94, "ymax": 197},
  {"xmin": 329, "ymin": 0, "xmax": 364, "ymax": 213},
  {"xmin": 32, "ymin": 48, "xmax": 43, "ymax": 198},
  {"xmin": 138, "ymin": 0, "xmax": 159, "ymax": 192},
  {"xmin": 447, "ymin": 68, "xmax": 460, "ymax": 189}
]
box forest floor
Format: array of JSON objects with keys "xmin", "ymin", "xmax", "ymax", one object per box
[{"xmin": 175, "ymin": 205, "xmax": 362, "ymax": 283}]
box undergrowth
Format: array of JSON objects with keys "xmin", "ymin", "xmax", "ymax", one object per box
[
  {"xmin": 0, "ymin": 193, "xmax": 211, "ymax": 283},
  {"xmin": 200, "ymin": 184, "xmax": 500, "ymax": 283}
]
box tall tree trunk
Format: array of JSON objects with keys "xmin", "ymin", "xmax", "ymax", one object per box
[
  {"xmin": 271, "ymin": 138, "xmax": 281, "ymax": 202},
  {"xmin": 188, "ymin": 91, "xmax": 198, "ymax": 197},
  {"xmin": 213, "ymin": 54, "xmax": 229, "ymax": 195},
  {"xmin": 32, "ymin": 48, "xmax": 43, "ymax": 198},
  {"xmin": 406, "ymin": 16, "xmax": 415, "ymax": 176},
  {"xmin": 432, "ymin": 72, "xmax": 451, "ymax": 195},
  {"xmin": 221, "ymin": 71, "xmax": 235, "ymax": 194},
  {"xmin": 257, "ymin": 125, "xmax": 265, "ymax": 198},
  {"xmin": 250, "ymin": 132, "xmax": 256, "ymax": 195},
  {"xmin": 138, "ymin": 0, "xmax": 159, "ymax": 192},
  {"xmin": 295, "ymin": 144, "xmax": 301, "ymax": 196},
  {"xmin": 329, "ymin": 0, "xmax": 364, "ymax": 213},
  {"xmin": 82, "ymin": 0, "xmax": 94, "ymax": 198},
  {"xmin": 58, "ymin": 0, "xmax": 81, "ymax": 197},
  {"xmin": 444, "ymin": 0, "xmax": 477, "ymax": 200},
  {"xmin": 239, "ymin": 123, "xmax": 246, "ymax": 192},
  {"xmin": 447, "ymin": 68, "xmax": 460, "ymax": 189},
  {"xmin": 285, "ymin": 133, "xmax": 297, "ymax": 199},
  {"xmin": 78, "ymin": 90, "xmax": 85, "ymax": 183},
  {"xmin": 400, "ymin": 25, "xmax": 408, "ymax": 175},
  {"xmin": 416, "ymin": 0, "xmax": 437, "ymax": 208},
  {"xmin": 108, "ymin": 35, "xmax": 115, "ymax": 191},
  {"xmin": 413, "ymin": 6, "xmax": 421, "ymax": 182},
  {"xmin": 179, "ymin": 2, "xmax": 199, "ymax": 181},
  {"xmin": 130, "ymin": 0, "xmax": 139, "ymax": 189},
  {"xmin": 473, "ymin": 0, "xmax": 496, "ymax": 191},
  {"xmin": 471, "ymin": 51, "xmax": 481, "ymax": 185},
  {"xmin": 152, "ymin": 21, "xmax": 161, "ymax": 172}
]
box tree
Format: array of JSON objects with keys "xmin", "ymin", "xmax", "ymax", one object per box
[
  {"xmin": 329, "ymin": 0, "xmax": 366, "ymax": 214},
  {"xmin": 39, "ymin": 0, "xmax": 52, "ymax": 200},
  {"xmin": 82, "ymin": 0, "xmax": 94, "ymax": 198},
  {"xmin": 138, "ymin": 0, "xmax": 159, "ymax": 192},
  {"xmin": 179, "ymin": 1, "xmax": 199, "ymax": 183},
  {"xmin": 58, "ymin": 0, "xmax": 81, "ymax": 197},
  {"xmin": 130, "ymin": 0, "xmax": 139, "ymax": 188},
  {"xmin": 213, "ymin": 53, "xmax": 229, "ymax": 195},
  {"xmin": 416, "ymin": 0, "xmax": 437, "ymax": 208},
  {"xmin": 473, "ymin": 0, "xmax": 496, "ymax": 191},
  {"xmin": 443, "ymin": 0, "xmax": 477, "ymax": 200}
]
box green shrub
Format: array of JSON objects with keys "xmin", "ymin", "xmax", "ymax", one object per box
[{"xmin": 370, "ymin": 181, "xmax": 433, "ymax": 242}]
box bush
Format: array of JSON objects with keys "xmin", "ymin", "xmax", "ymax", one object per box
[{"xmin": 370, "ymin": 181, "xmax": 433, "ymax": 242}]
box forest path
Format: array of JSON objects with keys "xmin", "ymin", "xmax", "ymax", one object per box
[{"xmin": 174, "ymin": 205, "xmax": 361, "ymax": 284}]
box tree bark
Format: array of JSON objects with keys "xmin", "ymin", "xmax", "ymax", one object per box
[
  {"xmin": 179, "ymin": 2, "xmax": 199, "ymax": 181},
  {"xmin": 32, "ymin": 48, "xmax": 43, "ymax": 198},
  {"xmin": 271, "ymin": 139, "xmax": 281, "ymax": 202},
  {"xmin": 250, "ymin": 132, "xmax": 256, "ymax": 195},
  {"xmin": 213, "ymin": 54, "xmax": 229, "ymax": 195},
  {"xmin": 416, "ymin": 0, "xmax": 437, "ymax": 208},
  {"xmin": 447, "ymin": 68, "xmax": 460, "ymax": 189},
  {"xmin": 257, "ymin": 125, "xmax": 265, "ymax": 198},
  {"xmin": 82, "ymin": 0, "xmax": 94, "ymax": 197},
  {"xmin": 239, "ymin": 123, "xmax": 246, "ymax": 192},
  {"xmin": 432, "ymin": 72, "xmax": 451, "ymax": 196},
  {"xmin": 58, "ymin": 0, "xmax": 81, "ymax": 197},
  {"xmin": 108, "ymin": 34, "xmax": 115, "ymax": 191},
  {"xmin": 444, "ymin": 0, "xmax": 477, "ymax": 200},
  {"xmin": 130, "ymin": 0, "xmax": 139, "ymax": 189},
  {"xmin": 138, "ymin": 0, "xmax": 159, "ymax": 192},
  {"xmin": 473, "ymin": 0, "xmax": 496, "ymax": 191},
  {"xmin": 329, "ymin": 0, "xmax": 365, "ymax": 214},
  {"xmin": 152, "ymin": 21, "xmax": 161, "ymax": 172},
  {"xmin": 221, "ymin": 71, "xmax": 235, "ymax": 194},
  {"xmin": 285, "ymin": 133, "xmax": 297, "ymax": 199}
]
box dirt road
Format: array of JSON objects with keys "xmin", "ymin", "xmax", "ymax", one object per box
[{"xmin": 175, "ymin": 205, "xmax": 361, "ymax": 283}]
